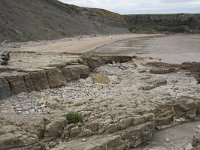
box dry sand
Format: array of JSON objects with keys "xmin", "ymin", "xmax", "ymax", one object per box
[{"xmin": 5, "ymin": 34, "xmax": 162, "ymax": 54}]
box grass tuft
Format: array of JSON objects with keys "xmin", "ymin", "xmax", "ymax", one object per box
[{"xmin": 65, "ymin": 112, "xmax": 84, "ymax": 124}]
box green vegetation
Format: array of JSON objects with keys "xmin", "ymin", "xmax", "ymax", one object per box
[
  {"xmin": 73, "ymin": 102, "xmax": 83, "ymax": 107},
  {"xmin": 128, "ymin": 23, "xmax": 158, "ymax": 33},
  {"xmin": 65, "ymin": 112, "xmax": 84, "ymax": 124}
]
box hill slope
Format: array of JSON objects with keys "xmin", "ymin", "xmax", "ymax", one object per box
[{"xmin": 0, "ymin": 0, "xmax": 128, "ymax": 42}]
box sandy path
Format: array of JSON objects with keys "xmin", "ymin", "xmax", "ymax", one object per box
[{"xmin": 8, "ymin": 34, "xmax": 162, "ymax": 54}]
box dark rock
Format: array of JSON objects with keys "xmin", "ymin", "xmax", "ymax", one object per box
[
  {"xmin": 0, "ymin": 78, "xmax": 12, "ymax": 99},
  {"xmin": 0, "ymin": 51, "xmax": 10, "ymax": 65},
  {"xmin": 62, "ymin": 65, "xmax": 90, "ymax": 80},
  {"xmin": 7, "ymin": 75, "xmax": 28, "ymax": 94},
  {"xmin": 192, "ymin": 132, "xmax": 200, "ymax": 148},
  {"xmin": 82, "ymin": 55, "xmax": 106, "ymax": 70},
  {"xmin": 125, "ymin": 14, "xmax": 200, "ymax": 33},
  {"xmin": 24, "ymin": 74, "xmax": 35, "ymax": 92},
  {"xmin": 29, "ymin": 71, "xmax": 50, "ymax": 91},
  {"xmin": 150, "ymin": 68, "xmax": 176, "ymax": 74}
]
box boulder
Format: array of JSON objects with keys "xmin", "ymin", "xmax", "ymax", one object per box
[
  {"xmin": 82, "ymin": 55, "xmax": 105, "ymax": 70},
  {"xmin": 139, "ymin": 79, "xmax": 167, "ymax": 90},
  {"xmin": 7, "ymin": 75, "xmax": 28, "ymax": 94},
  {"xmin": 150, "ymin": 68, "xmax": 176, "ymax": 74},
  {"xmin": 62, "ymin": 65, "xmax": 90, "ymax": 81},
  {"xmin": 46, "ymin": 69, "xmax": 65, "ymax": 88},
  {"xmin": 92, "ymin": 73, "xmax": 110, "ymax": 84},
  {"xmin": 29, "ymin": 71, "xmax": 50, "ymax": 91},
  {"xmin": 46, "ymin": 117, "xmax": 67, "ymax": 138},
  {"xmin": 173, "ymin": 96, "xmax": 197, "ymax": 119}
]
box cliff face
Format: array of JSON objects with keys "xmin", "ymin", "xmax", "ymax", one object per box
[
  {"xmin": 0, "ymin": 0, "xmax": 128, "ymax": 42},
  {"xmin": 125, "ymin": 14, "xmax": 200, "ymax": 33}
]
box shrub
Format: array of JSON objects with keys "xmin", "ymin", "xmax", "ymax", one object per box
[{"xmin": 65, "ymin": 112, "xmax": 84, "ymax": 124}]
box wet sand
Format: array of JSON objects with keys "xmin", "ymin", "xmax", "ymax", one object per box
[{"xmin": 92, "ymin": 34, "xmax": 200, "ymax": 64}]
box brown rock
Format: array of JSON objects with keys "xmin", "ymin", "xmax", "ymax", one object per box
[
  {"xmin": 69, "ymin": 126, "xmax": 81, "ymax": 138},
  {"xmin": 0, "ymin": 125, "xmax": 39, "ymax": 150},
  {"xmin": 46, "ymin": 69, "xmax": 65, "ymax": 88},
  {"xmin": 85, "ymin": 121, "xmax": 100, "ymax": 132},
  {"xmin": 62, "ymin": 65, "xmax": 90, "ymax": 81},
  {"xmin": 82, "ymin": 55, "xmax": 105, "ymax": 70},
  {"xmin": 78, "ymin": 128, "xmax": 92, "ymax": 138},
  {"xmin": 29, "ymin": 71, "xmax": 50, "ymax": 91},
  {"xmin": 52, "ymin": 135, "xmax": 124, "ymax": 150},
  {"xmin": 7, "ymin": 75, "xmax": 28, "ymax": 94},
  {"xmin": 173, "ymin": 96, "xmax": 197, "ymax": 119},
  {"xmin": 154, "ymin": 105, "xmax": 174, "ymax": 126},
  {"xmin": 46, "ymin": 117, "xmax": 67, "ymax": 138},
  {"xmin": 92, "ymin": 73, "xmax": 110, "ymax": 84}
]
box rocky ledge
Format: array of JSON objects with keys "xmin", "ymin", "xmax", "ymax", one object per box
[
  {"xmin": 0, "ymin": 52, "xmax": 132, "ymax": 100},
  {"xmin": 0, "ymin": 55, "xmax": 200, "ymax": 149}
]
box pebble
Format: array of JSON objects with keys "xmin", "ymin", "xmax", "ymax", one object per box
[
  {"xmin": 185, "ymin": 143, "xmax": 193, "ymax": 150},
  {"xmin": 81, "ymin": 138, "xmax": 87, "ymax": 142},
  {"xmin": 197, "ymin": 124, "xmax": 200, "ymax": 129},
  {"xmin": 165, "ymin": 138, "xmax": 170, "ymax": 142}
]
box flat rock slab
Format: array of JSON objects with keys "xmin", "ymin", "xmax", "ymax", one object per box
[
  {"xmin": 135, "ymin": 121, "xmax": 200, "ymax": 150},
  {"xmin": 0, "ymin": 52, "xmax": 82, "ymax": 76},
  {"xmin": 52, "ymin": 135, "xmax": 124, "ymax": 150}
]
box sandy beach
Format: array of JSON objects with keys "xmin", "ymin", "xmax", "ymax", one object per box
[{"xmin": 5, "ymin": 34, "xmax": 162, "ymax": 54}]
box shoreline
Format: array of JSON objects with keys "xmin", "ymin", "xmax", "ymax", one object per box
[{"xmin": 1, "ymin": 34, "xmax": 163, "ymax": 54}]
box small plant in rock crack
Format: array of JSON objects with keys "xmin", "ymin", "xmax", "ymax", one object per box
[{"xmin": 65, "ymin": 112, "xmax": 84, "ymax": 124}]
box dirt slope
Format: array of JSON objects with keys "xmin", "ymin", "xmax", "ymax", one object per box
[{"xmin": 0, "ymin": 0, "xmax": 128, "ymax": 42}]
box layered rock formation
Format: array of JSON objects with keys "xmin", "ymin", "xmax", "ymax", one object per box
[
  {"xmin": 125, "ymin": 14, "xmax": 200, "ymax": 33},
  {"xmin": 0, "ymin": 54, "xmax": 132, "ymax": 100}
]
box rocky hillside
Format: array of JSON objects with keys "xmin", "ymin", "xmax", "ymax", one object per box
[
  {"xmin": 1, "ymin": 0, "xmax": 200, "ymax": 42},
  {"xmin": 125, "ymin": 14, "xmax": 200, "ymax": 33},
  {"xmin": 0, "ymin": 0, "xmax": 128, "ymax": 42}
]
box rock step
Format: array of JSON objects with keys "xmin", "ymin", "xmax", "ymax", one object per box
[
  {"xmin": 51, "ymin": 120, "xmax": 155, "ymax": 150},
  {"xmin": 52, "ymin": 135, "xmax": 124, "ymax": 150},
  {"xmin": 0, "ymin": 64, "xmax": 90, "ymax": 100},
  {"xmin": 0, "ymin": 55, "xmax": 133, "ymax": 100}
]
